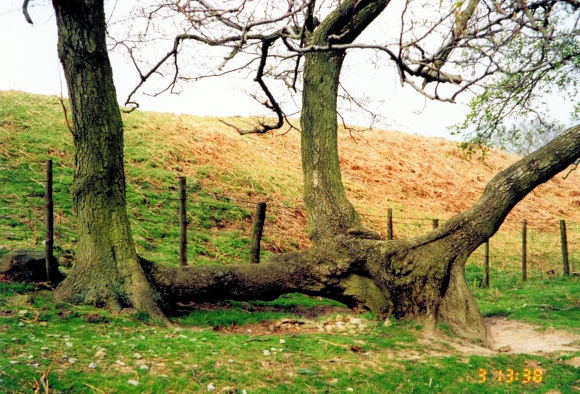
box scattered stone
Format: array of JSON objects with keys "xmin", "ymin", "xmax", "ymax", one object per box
[
  {"xmin": 134, "ymin": 352, "xmax": 143, "ymax": 359},
  {"xmin": 497, "ymin": 345, "xmax": 512, "ymax": 353},
  {"xmin": 40, "ymin": 347, "xmax": 49, "ymax": 351},
  {"xmin": 88, "ymin": 362, "xmax": 97, "ymax": 369},
  {"xmin": 139, "ymin": 365, "xmax": 149, "ymax": 371},
  {"xmin": 127, "ymin": 379, "xmax": 139, "ymax": 386},
  {"xmin": 207, "ymin": 383, "xmax": 215, "ymax": 392},
  {"xmin": 95, "ymin": 350, "xmax": 106, "ymax": 359},
  {"xmin": 262, "ymin": 350, "xmax": 271, "ymax": 356},
  {"xmin": 65, "ymin": 342, "xmax": 73, "ymax": 348},
  {"xmin": 383, "ymin": 319, "xmax": 392, "ymax": 327},
  {"xmin": 227, "ymin": 359, "xmax": 234, "ymax": 363},
  {"xmin": 346, "ymin": 388, "xmax": 354, "ymax": 392},
  {"xmin": 68, "ymin": 358, "xmax": 77, "ymax": 364},
  {"xmin": 116, "ymin": 360, "xmax": 126, "ymax": 366},
  {"xmin": 279, "ymin": 339, "xmax": 285, "ymax": 344}
]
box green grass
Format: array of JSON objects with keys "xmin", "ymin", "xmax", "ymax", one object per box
[
  {"xmin": 1, "ymin": 91, "xmax": 579, "ymax": 393},
  {"xmin": 0, "ymin": 282, "xmax": 578, "ymax": 393}
]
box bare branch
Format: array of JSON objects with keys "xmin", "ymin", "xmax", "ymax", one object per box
[
  {"xmin": 221, "ymin": 37, "xmax": 285, "ymax": 135},
  {"xmin": 22, "ymin": 0, "xmax": 33, "ymax": 24}
]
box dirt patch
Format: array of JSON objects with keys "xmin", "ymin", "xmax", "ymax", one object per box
[
  {"xmin": 434, "ymin": 317, "xmax": 580, "ymax": 356},
  {"xmin": 485, "ymin": 317, "xmax": 580, "ymax": 354}
]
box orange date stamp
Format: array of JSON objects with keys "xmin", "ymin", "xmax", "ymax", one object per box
[{"xmin": 478, "ymin": 368, "xmax": 544, "ymax": 384}]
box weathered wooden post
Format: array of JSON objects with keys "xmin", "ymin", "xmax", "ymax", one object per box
[
  {"xmin": 482, "ymin": 240, "xmax": 490, "ymax": 288},
  {"xmin": 179, "ymin": 176, "xmax": 187, "ymax": 267},
  {"xmin": 522, "ymin": 219, "xmax": 527, "ymax": 281},
  {"xmin": 387, "ymin": 208, "xmax": 393, "ymax": 240},
  {"xmin": 250, "ymin": 202, "xmax": 267, "ymax": 264},
  {"xmin": 45, "ymin": 159, "xmax": 56, "ymax": 283},
  {"xmin": 560, "ymin": 219, "xmax": 569, "ymax": 276},
  {"xmin": 432, "ymin": 219, "xmax": 439, "ymax": 229}
]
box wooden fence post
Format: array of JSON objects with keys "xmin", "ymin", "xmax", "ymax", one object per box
[
  {"xmin": 432, "ymin": 219, "xmax": 439, "ymax": 229},
  {"xmin": 482, "ymin": 240, "xmax": 490, "ymax": 288},
  {"xmin": 387, "ymin": 208, "xmax": 393, "ymax": 240},
  {"xmin": 560, "ymin": 219, "xmax": 569, "ymax": 276},
  {"xmin": 179, "ymin": 176, "xmax": 187, "ymax": 267},
  {"xmin": 250, "ymin": 202, "xmax": 267, "ymax": 264},
  {"xmin": 45, "ymin": 160, "xmax": 55, "ymax": 283},
  {"xmin": 522, "ymin": 219, "xmax": 527, "ymax": 281}
]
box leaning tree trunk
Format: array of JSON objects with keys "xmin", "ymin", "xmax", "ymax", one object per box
[
  {"xmin": 141, "ymin": 125, "xmax": 580, "ymax": 342},
  {"xmin": 51, "ymin": 0, "xmax": 165, "ymax": 320}
]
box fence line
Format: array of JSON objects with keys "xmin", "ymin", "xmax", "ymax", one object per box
[{"xmin": 1, "ymin": 164, "xmax": 578, "ymax": 286}]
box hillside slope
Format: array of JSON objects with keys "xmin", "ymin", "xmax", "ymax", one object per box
[{"xmin": 1, "ymin": 90, "xmax": 578, "ymax": 266}]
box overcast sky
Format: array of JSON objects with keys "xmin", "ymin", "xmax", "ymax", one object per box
[{"xmin": 3, "ymin": 1, "xmax": 572, "ymax": 141}]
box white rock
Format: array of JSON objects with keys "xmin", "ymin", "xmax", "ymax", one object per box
[
  {"xmin": 140, "ymin": 365, "xmax": 149, "ymax": 370},
  {"xmin": 127, "ymin": 379, "xmax": 139, "ymax": 386},
  {"xmin": 116, "ymin": 360, "xmax": 126, "ymax": 366},
  {"xmin": 262, "ymin": 350, "xmax": 271, "ymax": 356},
  {"xmin": 95, "ymin": 350, "xmax": 106, "ymax": 358},
  {"xmin": 346, "ymin": 388, "xmax": 354, "ymax": 392},
  {"xmin": 68, "ymin": 358, "xmax": 77, "ymax": 364},
  {"xmin": 134, "ymin": 352, "xmax": 143, "ymax": 359},
  {"xmin": 279, "ymin": 339, "xmax": 285, "ymax": 344},
  {"xmin": 207, "ymin": 383, "xmax": 215, "ymax": 392},
  {"xmin": 65, "ymin": 342, "xmax": 73, "ymax": 348},
  {"xmin": 227, "ymin": 359, "xmax": 234, "ymax": 363},
  {"xmin": 18, "ymin": 322, "xmax": 24, "ymax": 327},
  {"xmin": 88, "ymin": 362, "xmax": 97, "ymax": 369},
  {"xmin": 41, "ymin": 347, "xmax": 49, "ymax": 351}
]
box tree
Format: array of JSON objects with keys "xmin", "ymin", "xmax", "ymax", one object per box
[
  {"xmin": 24, "ymin": 0, "xmax": 580, "ymax": 341},
  {"xmin": 48, "ymin": 0, "xmax": 166, "ymax": 321}
]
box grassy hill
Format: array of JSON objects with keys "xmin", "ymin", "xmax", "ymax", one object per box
[
  {"xmin": 1, "ymin": 90, "xmax": 578, "ymax": 269},
  {"xmin": 1, "ymin": 91, "xmax": 579, "ymax": 393}
]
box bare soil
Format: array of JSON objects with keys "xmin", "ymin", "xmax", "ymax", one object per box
[{"xmin": 426, "ymin": 317, "xmax": 580, "ymax": 356}]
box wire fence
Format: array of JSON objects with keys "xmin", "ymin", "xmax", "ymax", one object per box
[{"xmin": 1, "ymin": 160, "xmax": 577, "ymax": 285}]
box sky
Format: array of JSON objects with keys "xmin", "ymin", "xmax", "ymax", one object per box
[{"xmin": 2, "ymin": 1, "xmax": 572, "ymax": 141}]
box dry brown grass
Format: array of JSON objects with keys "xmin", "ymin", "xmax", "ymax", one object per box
[{"xmin": 125, "ymin": 110, "xmax": 579, "ymax": 251}]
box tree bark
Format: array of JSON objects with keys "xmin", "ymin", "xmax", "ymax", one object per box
[{"xmin": 51, "ymin": 0, "xmax": 165, "ymax": 321}]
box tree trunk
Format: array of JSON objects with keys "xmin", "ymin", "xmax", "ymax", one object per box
[
  {"xmin": 300, "ymin": 0, "xmax": 390, "ymax": 242},
  {"xmin": 142, "ymin": 125, "xmax": 580, "ymax": 342},
  {"xmin": 301, "ymin": 50, "xmax": 361, "ymax": 242},
  {"xmin": 51, "ymin": 0, "xmax": 165, "ymax": 320}
]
